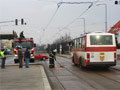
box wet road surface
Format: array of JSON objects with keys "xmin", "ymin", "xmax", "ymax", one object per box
[
  {"xmin": 40, "ymin": 56, "xmax": 120, "ymax": 90},
  {"xmin": 1, "ymin": 55, "xmax": 120, "ymax": 90}
]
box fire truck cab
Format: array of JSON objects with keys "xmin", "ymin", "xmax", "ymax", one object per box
[{"xmin": 13, "ymin": 38, "xmax": 36, "ymax": 63}]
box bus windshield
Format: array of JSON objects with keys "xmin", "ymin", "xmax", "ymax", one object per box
[
  {"xmin": 90, "ymin": 35, "xmax": 113, "ymax": 45},
  {"xmin": 14, "ymin": 41, "xmax": 33, "ymax": 48}
]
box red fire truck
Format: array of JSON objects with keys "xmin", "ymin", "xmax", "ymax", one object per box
[{"xmin": 13, "ymin": 38, "xmax": 36, "ymax": 63}]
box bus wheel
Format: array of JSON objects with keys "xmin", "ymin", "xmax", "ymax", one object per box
[
  {"xmin": 73, "ymin": 57, "xmax": 77, "ymax": 66},
  {"xmin": 79, "ymin": 58, "xmax": 84, "ymax": 69}
]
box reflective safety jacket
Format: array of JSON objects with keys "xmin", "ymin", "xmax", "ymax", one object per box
[
  {"xmin": 0, "ymin": 51, "xmax": 5, "ymax": 58},
  {"xmin": 49, "ymin": 52, "xmax": 55, "ymax": 59}
]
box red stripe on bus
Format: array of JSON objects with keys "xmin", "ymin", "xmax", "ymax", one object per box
[
  {"xmin": 86, "ymin": 47, "xmax": 116, "ymax": 51},
  {"xmin": 72, "ymin": 47, "xmax": 116, "ymax": 52},
  {"xmin": 72, "ymin": 49, "xmax": 85, "ymax": 51}
]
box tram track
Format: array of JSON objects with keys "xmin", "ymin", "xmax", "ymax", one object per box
[
  {"xmin": 41, "ymin": 56, "xmax": 120, "ymax": 90},
  {"xmin": 57, "ymin": 56, "xmax": 120, "ymax": 89},
  {"xmin": 41, "ymin": 60, "xmax": 66, "ymax": 90},
  {"xmin": 56, "ymin": 57, "xmax": 100, "ymax": 90},
  {"xmin": 41, "ymin": 58, "xmax": 97, "ymax": 90}
]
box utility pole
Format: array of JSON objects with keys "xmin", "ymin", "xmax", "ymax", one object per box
[
  {"xmin": 96, "ymin": 4, "xmax": 107, "ymax": 32},
  {"xmin": 79, "ymin": 18, "xmax": 85, "ymax": 34}
]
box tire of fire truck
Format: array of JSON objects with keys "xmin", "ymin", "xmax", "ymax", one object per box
[
  {"xmin": 30, "ymin": 59, "xmax": 35, "ymax": 63},
  {"xmin": 79, "ymin": 57, "xmax": 84, "ymax": 69},
  {"xmin": 14, "ymin": 59, "xmax": 19, "ymax": 63},
  {"xmin": 73, "ymin": 56, "xmax": 77, "ymax": 66}
]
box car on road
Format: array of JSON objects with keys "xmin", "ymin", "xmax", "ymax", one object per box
[{"xmin": 34, "ymin": 54, "xmax": 49, "ymax": 60}]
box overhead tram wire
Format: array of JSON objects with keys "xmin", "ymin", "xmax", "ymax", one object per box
[
  {"xmin": 61, "ymin": 0, "xmax": 100, "ymax": 30},
  {"xmin": 44, "ymin": 4, "xmax": 61, "ymax": 31},
  {"xmin": 44, "ymin": 1, "xmax": 93, "ymax": 31},
  {"xmin": 53, "ymin": 0, "xmax": 100, "ymax": 36},
  {"xmin": 45, "ymin": 0, "xmax": 100, "ymax": 44},
  {"xmin": 51, "ymin": 4, "xmax": 93, "ymax": 38}
]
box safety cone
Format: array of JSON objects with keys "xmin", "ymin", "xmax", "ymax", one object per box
[{"xmin": 22, "ymin": 57, "xmax": 24, "ymax": 64}]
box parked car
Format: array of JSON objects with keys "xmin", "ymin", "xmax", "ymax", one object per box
[{"xmin": 34, "ymin": 54, "xmax": 49, "ymax": 60}]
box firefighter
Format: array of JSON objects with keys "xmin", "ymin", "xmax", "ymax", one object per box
[
  {"xmin": 49, "ymin": 49, "xmax": 57, "ymax": 68},
  {"xmin": 18, "ymin": 47, "xmax": 23, "ymax": 68},
  {"xmin": 0, "ymin": 49, "xmax": 7, "ymax": 69},
  {"xmin": 20, "ymin": 31, "xmax": 25, "ymax": 39}
]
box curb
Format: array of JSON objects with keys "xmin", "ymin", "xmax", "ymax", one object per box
[
  {"xmin": 5, "ymin": 63, "xmax": 42, "ymax": 66},
  {"xmin": 40, "ymin": 66, "xmax": 52, "ymax": 90}
]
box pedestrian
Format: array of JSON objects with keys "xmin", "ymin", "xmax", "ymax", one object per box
[
  {"xmin": 49, "ymin": 49, "xmax": 57, "ymax": 68},
  {"xmin": 20, "ymin": 31, "xmax": 25, "ymax": 39},
  {"xmin": 0, "ymin": 49, "xmax": 7, "ymax": 69},
  {"xmin": 18, "ymin": 47, "xmax": 23, "ymax": 68},
  {"xmin": 24, "ymin": 48, "xmax": 30, "ymax": 68}
]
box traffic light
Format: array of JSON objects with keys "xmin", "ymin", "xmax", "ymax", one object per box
[
  {"xmin": 115, "ymin": 1, "xmax": 118, "ymax": 4},
  {"xmin": 15, "ymin": 19, "xmax": 18, "ymax": 25},
  {"xmin": 115, "ymin": 0, "xmax": 120, "ymax": 5},
  {"xmin": 21, "ymin": 18, "xmax": 24, "ymax": 25}
]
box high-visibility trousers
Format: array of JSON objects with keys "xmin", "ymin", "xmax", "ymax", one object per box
[{"xmin": 49, "ymin": 58, "xmax": 55, "ymax": 68}]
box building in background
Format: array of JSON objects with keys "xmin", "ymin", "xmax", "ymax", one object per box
[
  {"xmin": 108, "ymin": 20, "xmax": 120, "ymax": 44},
  {"xmin": 0, "ymin": 30, "xmax": 18, "ymax": 51},
  {"xmin": 108, "ymin": 20, "xmax": 120, "ymax": 59}
]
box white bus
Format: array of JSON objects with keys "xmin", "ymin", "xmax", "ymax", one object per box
[{"xmin": 71, "ymin": 32, "xmax": 116, "ymax": 68}]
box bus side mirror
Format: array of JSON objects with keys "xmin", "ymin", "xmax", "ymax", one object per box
[{"xmin": 34, "ymin": 43, "xmax": 36, "ymax": 47}]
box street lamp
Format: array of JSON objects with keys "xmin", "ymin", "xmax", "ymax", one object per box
[
  {"xmin": 96, "ymin": 4, "xmax": 107, "ymax": 32},
  {"xmin": 78, "ymin": 18, "xmax": 85, "ymax": 34}
]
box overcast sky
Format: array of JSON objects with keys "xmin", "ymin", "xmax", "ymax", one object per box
[{"xmin": 0, "ymin": 0, "xmax": 120, "ymax": 44}]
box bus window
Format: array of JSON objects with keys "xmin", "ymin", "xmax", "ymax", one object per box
[
  {"xmin": 81, "ymin": 37, "xmax": 85, "ymax": 48},
  {"xmin": 73, "ymin": 40, "xmax": 77, "ymax": 48},
  {"xmin": 78, "ymin": 38, "xmax": 81, "ymax": 48},
  {"xmin": 90, "ymin": 35, "xmax": 113, "ymax": 45},
  {"xmin": 76, "ymin": 38, "xmax": 80, "ymax": 48}
]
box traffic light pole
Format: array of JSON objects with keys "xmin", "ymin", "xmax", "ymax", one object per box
[
  {"xmin": 0, "ymin": 18, "xmax": 26, "ymax": 25},
  {"xmin": 0, "ymin": 20, "xmax": 14, "ymax": 24}
]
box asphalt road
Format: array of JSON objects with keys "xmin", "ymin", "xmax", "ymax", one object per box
[
  {"xmin": 1, "ymin": 55, "xmax": 120, "ymax": 65},
  {"xmin": 1, "ymin": 55, "xmax": 120, "ymax": 90},
  {"xmin": 41, "ymin": 56, "xmax": 120, "ymax": 90}
]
